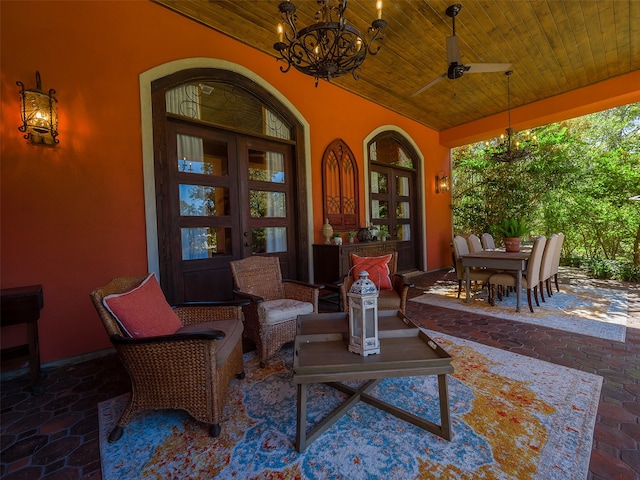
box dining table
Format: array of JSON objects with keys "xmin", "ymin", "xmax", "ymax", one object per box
[{"xmin": 459, "ymin": 250, "xmax": 530, "ymax": 312}]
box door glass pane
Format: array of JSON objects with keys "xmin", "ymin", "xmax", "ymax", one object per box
[
  {"xmin": 181, "ymin": 227, "xmax": 231, "ymax": 260},
  {"xmin": 371, "ymin": 200, "xmax": 388, "ymax": 219},
  {"xmin": 396, "ymin": 176, "xmax": 410, "ymax": 196},
  {"xmin": 250, "ymin": 190, "xmax": 286, "ymax": 217},
  {"xmin": 396, "ymin": 201, "xmax": 410, "ymax": 219},
  {"xmin": 249, "ymin": 149, "xmax": 285, "ymax": 183},
  {"xmin": 179, "ymin": 185, "xmax": 229, "ymax": 216},
  {"xmin": 397, "ymin": 224, "xmax": 411, "ymax": 241},
  {"xmin": 370, "ymin": 171, "xmax": 387, "ymax": 194},
  {"xmin": 177, "ymin": 134, "xmax": 228, "ymax": 175},
  {"xmin": 251, "ymin": 227, "xmax": 287, "ymax": 254}
]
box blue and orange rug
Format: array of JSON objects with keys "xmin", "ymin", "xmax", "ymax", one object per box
[
  {"xmin": 411, "ymin": 283, "xmax": 627, "ymax": 342},
  {"xmin": 99, "ymin": 331, "xmax": 602, "ymax": 479}
]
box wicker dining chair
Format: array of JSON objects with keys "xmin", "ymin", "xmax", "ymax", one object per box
[
  {"xmin": 339, "ymin": 251, "xmax": 414, "ymax": 313},
  {"xmin": 230, "ymin": 256, "xmax": 321, "ymax": 368},
  {"xmin": 90, "ymin": 274, "xmax": 247, "ymax": 442}
]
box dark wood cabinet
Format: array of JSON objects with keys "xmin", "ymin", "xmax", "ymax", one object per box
[
  {"xmin": 313, "ymin": 241, "xmax": 398, "ymax": 285},
  {"xmin": 1, "ymin": 285, "xmax": 44, "ymax": 394}
]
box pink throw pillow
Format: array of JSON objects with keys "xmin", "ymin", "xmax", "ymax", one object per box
[
  {"xmin": 103, "ymin": 273, "xmax": 182, "ymax": 338},
  {"xmin": 351, "ymin": 254, "xmax": 393, "ymax": 290}
]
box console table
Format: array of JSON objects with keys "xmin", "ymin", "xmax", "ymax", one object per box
[
  {"xmin": 1, "ymin": 285, "xmax": 45, "ymax": 395},
  {"xmin": 312, "ymin": 241, "xmax": 398, "ymax": 285}
]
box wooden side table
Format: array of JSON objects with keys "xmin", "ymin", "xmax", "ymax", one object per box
[{"xmin": 1, "ymin": 285, "xmax": 45, "ymax": 395}]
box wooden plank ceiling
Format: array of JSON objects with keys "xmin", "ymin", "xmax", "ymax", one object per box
[{"xmin": 153, "ymin": 0, "xmax": 639, "ymax": 132}]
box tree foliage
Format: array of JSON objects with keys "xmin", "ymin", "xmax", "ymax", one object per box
[{"xmin": 452, "ymin": 103, "xmax": 640, "ymax": 272}]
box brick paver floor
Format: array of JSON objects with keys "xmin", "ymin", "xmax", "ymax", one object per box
[{"xmin": 1, "ymin": 267, "xmax": 638, "ymax": 479}]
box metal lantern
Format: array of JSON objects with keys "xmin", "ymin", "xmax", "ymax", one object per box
[
  {"xmin": 17, "ymin": 71, "xmax": 59, "ymax": 146},
  {"xmin": 347, "ymin": 270, "xmax": 380, "ymax": 356}
]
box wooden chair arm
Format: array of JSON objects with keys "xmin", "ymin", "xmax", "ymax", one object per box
[
  {"xmin": 110, "ymin": 330, "xmax": 225, "ymax": 345},
  {"xmin": 232, "ymin": 289, "xmax": 265, "ymax": 304}
]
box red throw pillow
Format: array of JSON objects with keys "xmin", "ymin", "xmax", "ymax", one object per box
[
  {"xmin": 351, "ymin": 253, "xmax": 393, "ymax": 290},
  {"xmin": 103, "ymin": 273, "xmax": 182, "ymax": 338}
]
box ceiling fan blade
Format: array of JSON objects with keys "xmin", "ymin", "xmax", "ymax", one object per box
[
  {"xmin": 446, "ymin": 36, "xmax": 461, "ymax": 65},
  {"xmin": 411, "ymin": 73, "xmax": 447, "ymax": 97},
  {"xmin": 465, "ymin": 63, "xmax": 512, "ymax": 73}
]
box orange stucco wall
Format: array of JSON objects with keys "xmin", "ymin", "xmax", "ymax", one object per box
[
  {"xmin": 0, "ymin": 0, "xmax": 448, "ymax": 363},
  {"xmin": 1, "ymin": 1, "xmax": 637, "ymax": 365}
]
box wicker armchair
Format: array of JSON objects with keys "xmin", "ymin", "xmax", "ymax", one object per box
[
  {"xmin": 90, "ymin": 274, "xmax": 247, "ymax": 442},
  {"xmin": 339, "ymin": 251, "xmax": 414, "ymax": 313},
  {"xmin": 230, "ymin": 256, "xmax": 321, "ymax": 368}
]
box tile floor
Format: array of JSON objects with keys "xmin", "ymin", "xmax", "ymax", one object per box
[{"xmin": 1, "ymin": 268, "xmax": 638, "ymax": 480}]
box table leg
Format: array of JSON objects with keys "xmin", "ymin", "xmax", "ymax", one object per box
[
  {"xmin": 516, "ymin": 269, "xmax": 522, "ymax": 313},
  {"xmin": 465, "ymin": 266, "xmax": 471, "ymax": 303},
  {"xmin": 295, "ymin": 383, "xmax": 308, "ymax": 452},
  {"xmin": 438, "ymin": 374, "xmax": 451, "ymax": 440}
]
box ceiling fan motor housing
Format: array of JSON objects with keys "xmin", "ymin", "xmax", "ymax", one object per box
[{"xmin": 447, "ymin": 63, "xmax": 467, "ymax": 79}]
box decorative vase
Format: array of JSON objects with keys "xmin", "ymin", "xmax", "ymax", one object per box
[
  {"xmin": 356, "ymin": 227, "xmax": 372, "ymax": 243},
  {"xmin": 348, "ymin": 237, "xmax": 355, "ymax": 244},
  {"xmin": 333, "ymin": 236, "xmax": 342, "ymax": 245},
  {"xmin": 321, "ymin": 218, "xmax": 333, "ymax": 244},
  {"xmin": 503, "ymin": 237, "xmax": 521, "ymax": 252}
]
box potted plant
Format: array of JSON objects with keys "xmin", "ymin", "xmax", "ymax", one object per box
[
  {"xmin": 379, "ymin": 225, "xmax": 390, "ymax": 242},
  {"xmin": 332, "ymin": 232, "xmax": 343, "ymax": 245},
  {"xmin": 346, "ymin": 231, "xmax": 356, "ymax": 243},
  {"xmin": 493, "ymin": 218, "xmax": 529, "ymax": 252}
]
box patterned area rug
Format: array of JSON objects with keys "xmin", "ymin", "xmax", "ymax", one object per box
[
  {"xmin": 99, "ymin": 333, "xmax": 602, "ymax": 480},
  {"xmin": 411, "ymin": 282, "xmax": 627, "ymax": 342}
]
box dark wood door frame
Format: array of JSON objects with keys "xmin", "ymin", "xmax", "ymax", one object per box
[{"xmin": 150, "ymin": 68, "xmax": 310, "ymax": 303}]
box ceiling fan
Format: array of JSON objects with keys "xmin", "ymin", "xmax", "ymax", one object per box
[{"xmin": 411, "ymin": 4, "xmax": 512, "ymax": 97}]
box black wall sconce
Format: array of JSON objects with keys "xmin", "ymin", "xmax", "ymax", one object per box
[
  {"xmin": 435, "ymin": 171, "xmax": 450, "ymax": 194},
  {"xmin": 17, "ymin": 71, "xmax": 59, "ymax": 146}
]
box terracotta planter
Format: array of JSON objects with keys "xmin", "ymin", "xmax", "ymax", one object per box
[{"xmin": 503, "ymin": 237, "xmax": 522, "ymax": 252}]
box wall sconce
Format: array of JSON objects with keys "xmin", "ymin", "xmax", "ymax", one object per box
[
  {"xmin": 17, "ymin": 71, "xmax": 59, "ymax": 146},
  {"xmin": 435, "ymin": 171, "xmax": 450, "ymax": 194}
]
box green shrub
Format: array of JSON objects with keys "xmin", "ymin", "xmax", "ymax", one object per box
[
  {"xmin": 585, "ymin": 257, "xmax": 614, "ymax": 279},
  {"xmin": 615, "ymin": 262, "xmax": 640, "ymax": 282}
]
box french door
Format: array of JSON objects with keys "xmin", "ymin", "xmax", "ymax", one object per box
[
  {"xmin": 369, "ymin": 164, "xmax": 419, "ymax": 272},
  {"xmin": 156, "ymin": 118, "xmax": 297, "ymax": 304}
]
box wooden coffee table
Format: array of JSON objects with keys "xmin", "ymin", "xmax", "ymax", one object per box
[{"xmin": 293, "ymin": 311, "xmax": 453, "ymax": 452}]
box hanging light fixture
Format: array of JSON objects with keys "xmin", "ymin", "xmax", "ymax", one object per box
[
  {"xmin": 485, "ymin": 71, "xmax": 536, "ymax": 162},
  {"xmin": 17, "ymin": 71, "xmax": 59, "ymax": 146},
  {"xmin": 274, "ymin": 0, "xmax": 387, "ymax": 87}
]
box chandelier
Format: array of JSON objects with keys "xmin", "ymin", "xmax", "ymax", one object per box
[
  {"xmin": 485, "ymin": 71, "xmax": 537, "ymax": 162},
  {"xmin": 273, "ymin": 0, "xmax": 387, "ymax": 86}
]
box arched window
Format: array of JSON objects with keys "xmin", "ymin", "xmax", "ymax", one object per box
[{"xmin": 322, "ymin": 139, "xmax": 359, "ymax": 231}]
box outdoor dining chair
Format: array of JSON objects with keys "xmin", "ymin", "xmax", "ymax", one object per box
[
  {"xmin": 467, "ymin": 234, "xmax": 483, "ymax": 253},
  {"xmin": 539, "ymin": 234, "xmax": 559, "ymax": 301},
  {"xmin": 481, "ymin": 233, "xmax": 496, "ymax": 250},
  {"xmin": 489, "ymin": 235, "xmax": 547, "ymax": 313},
  {"xmin": 452, "ymin": 235, "xmax": 495, "ymax": 298}
]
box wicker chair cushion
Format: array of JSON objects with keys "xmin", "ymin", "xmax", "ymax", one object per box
[
  {"xmin": 177, "ymin": 318, "xmax": 244, "ymax": 368},
  {"xmin": 351, "ymin": 254, "xmax": 393, "ymax": 290},
  {"xmin": 103, "ymin": 273, "xmax": 182, "ymax": 338},
  {"xmin": 258, "ymin": 299, "xmax": 314, "ymax": 326},
  {"xmin": 377, "ymin": 289, "xmax": 402, "ymax": 310}
]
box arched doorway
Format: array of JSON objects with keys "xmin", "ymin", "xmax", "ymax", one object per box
[
  {"xmin": 148, "ymin": 68, "xmax": 310, "ymax": 303},
  {"xmin": 367, "ymin": 131, "xmax": 423, "ymax": 272}
]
